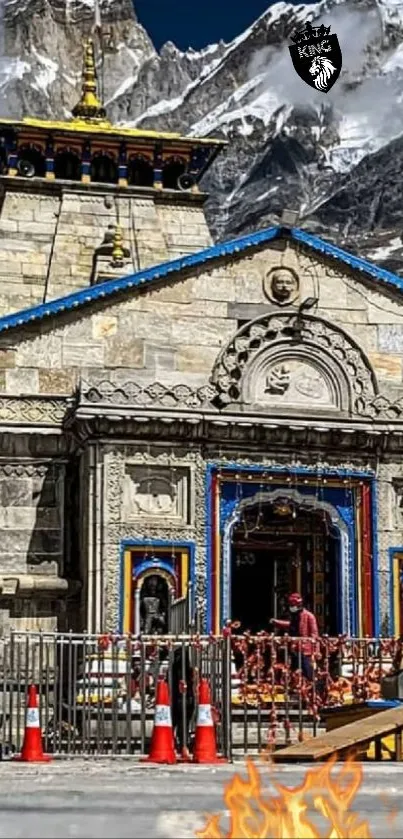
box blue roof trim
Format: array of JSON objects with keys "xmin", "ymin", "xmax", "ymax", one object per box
[
  {"xmin": 0, "ymin": 224, "xmax": 402, "ymax": 334},
  {"xmin": 291, "ymin": 227, "xmax": 403, "ymax": 292}
]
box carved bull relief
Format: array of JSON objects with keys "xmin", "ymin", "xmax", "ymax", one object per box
[{"xmin": 122, "ymin": 464, "xmax": 190, "ymax": 524}]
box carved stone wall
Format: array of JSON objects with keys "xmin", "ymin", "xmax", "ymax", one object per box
[
  {"xmin": 5, "ymin": 236, "xmax": 403, "ymax": 419},
  {"xmin": 96, "ymin": 435, "xmax": 402, "ymax": 635},
  {"xmin": 3, "ymin": 232, "xmax": 403, "ymax": 632},
  {"xmin": 0, "ymin": 463, "xmax": 64, "ymax": 575},
  {"xmin": 212, "ymin": 313, "xmax": 376, "ymax": 415},
  {"xmin": 0, "ymin": 461, "xmax": 65, "ymax": 576},
  {"xmin": 0, "ymin": 451, "xmax": 68, "ymax": 634},
  {"xmin": 101, "ymin": 443, "xmax": 205, "ymax": 631},
  {"xmin": 377, "ymin": 463, "xmax": 403, "ymax": 631}
]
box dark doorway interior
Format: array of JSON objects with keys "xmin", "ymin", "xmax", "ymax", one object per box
[{"xmin": 231, "ymin": 500, "xmax": 339, "ymax": 635}]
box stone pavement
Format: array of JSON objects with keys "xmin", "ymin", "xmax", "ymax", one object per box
[{"xmin": 0, "ymin": 759, "xmax": 401, "ymax": 838}]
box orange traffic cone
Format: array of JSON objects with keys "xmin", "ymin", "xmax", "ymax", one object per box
[
  {"xmin": 193, "ymin": 678, "xmax": 227, "ymax": 764},
  {"xmin": 14, "ymin": 685, "xmax": 51, "ymax": 762},
  {"xmin": 145, "ymin": 678, "xmax": 176, "ymax": 764}
]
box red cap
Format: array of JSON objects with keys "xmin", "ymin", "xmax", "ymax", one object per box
[{"xmin": 288, "ymin": 592, "xmax": 303, "ymax": 607}]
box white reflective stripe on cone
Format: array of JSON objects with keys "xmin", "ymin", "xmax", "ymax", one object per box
[
  {"xmin": 26, "ymin": 708, "xmax": 40, "ymax": 728},
  {"xmin": 197, "ymin": 704, "xmax": 213, "ymax": 727},
  {"xmin": 154, "ymin": 705, "xmax": 172, "ymax": 727}
]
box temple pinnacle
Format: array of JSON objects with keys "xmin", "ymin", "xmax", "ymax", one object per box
[
  {"xmin": 111, "ymin": 225, "xmax": 125, "ymax": 267},
  {"xmin": 72, "ymin": 38, "xmax": 107, "ymax": 122}
]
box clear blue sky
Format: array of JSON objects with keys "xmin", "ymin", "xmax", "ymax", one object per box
[{"xmin": 135, "ymin": 0, "xmax": 314, "ymax": 51}]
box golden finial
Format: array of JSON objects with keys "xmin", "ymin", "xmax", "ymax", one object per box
[
  {"xmin": 111, "ymin": 225, "xmax": 125, "ymax": 267},
  {"xmin": 72, "ymin": 38, "xmax": 107, "ymax": 122}
]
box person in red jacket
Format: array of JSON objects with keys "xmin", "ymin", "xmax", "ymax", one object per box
[{"xmin": 270, "ymin": 592, "xmax": 319, "ymax": 681}]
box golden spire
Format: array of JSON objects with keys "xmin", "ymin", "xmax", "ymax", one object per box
[
  {"xmin": 72, "ymin": 38, "xmax": 107, "ymax": 122},
  {"xmin": 111, "ymin": 225, "xmax": 125, "ymax": 267}
]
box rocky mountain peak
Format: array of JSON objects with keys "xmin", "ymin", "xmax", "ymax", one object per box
[{"xmin": 1, "ymin": 0, "xmax": 403, "ymax": 271}]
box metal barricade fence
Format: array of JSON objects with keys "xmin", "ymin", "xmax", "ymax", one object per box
[
  {"xmin": 169, "ymin": 582, "xmax": 194, "ymax": 635},
  {"xmin": 0, "ymin": 631, "xmax": 397, "ymax": 759},
  {"xmin": 0, "ymin": 632, "xmax": 230, "ymax": 758}
]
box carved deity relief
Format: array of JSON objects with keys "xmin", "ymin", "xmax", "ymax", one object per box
[
  {"xmin": 263, "ymin": 266, "xmax": 299, "ymax": 306},
  {"xmin": 212, "ymin": 311, "xmax": 377, "ymax": 413},
  {"xmin": 263, "ymin": 359, "xmax": 333, "ymax": 406},
  {"xmin": 122, "ymin": 465, "xmax": 189, "ymax": 523}
]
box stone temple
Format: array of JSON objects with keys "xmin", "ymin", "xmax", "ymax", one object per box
[{"xmin": 0, "ymin": 40, "xmax": 402, "ymax": 640}]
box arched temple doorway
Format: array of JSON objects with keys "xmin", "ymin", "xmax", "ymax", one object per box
[{"xmin": 230, "ymin": 496, "xmax": 341, "ymax": 635}]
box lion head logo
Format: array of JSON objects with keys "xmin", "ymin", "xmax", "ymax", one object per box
[{"xmin": 309, "ymin": 56, "xmax": 337, "ymax": 91}]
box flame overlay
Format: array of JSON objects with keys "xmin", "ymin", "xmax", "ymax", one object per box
[{"xmin": 196, "ymin": 757, "xmax": 372, "ymax": 839}]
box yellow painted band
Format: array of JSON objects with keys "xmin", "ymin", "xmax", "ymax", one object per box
[
  {"xmin": 394, "ymin": 556, "xmax": 401, "ymax": 637},
  {"xmin": 181, "ymin": 551, "xmax": 188, "ymax": 596},
  {"xmin": 122, "ymin": 550, "xmax": 132, "ymax": 633}
]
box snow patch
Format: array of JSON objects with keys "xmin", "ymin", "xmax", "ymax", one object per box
[
  {"xmin": 377, "ymin": 0, "xmax": 403, "ymax": 28},
  {"xmin": 0, "ymin": 56, "xmax": 30, "ymax": 90},
  {"xmin": 367, "ymin": 236, "xmax": 402, "ymax": 260},
  {"xmin": 104, "ymin": 74, "xmax": 139, "ymax": 106},
  {"xmin": 256, "ymin": 186, "xmax": 281, "ymax": 202},
  {"xmin": 189, "ymin": 78, "xmax": 281, "ymax": 137},
  {"xmin": 382, "ymin": 42, "xmax": 403, "ymax": 72},
  {"xmin": 185, "ymin": 43, "xmax": 221, "ymax": 62},
  {"xmin": 30, "ymin": 48, "xmax": 58, "ymax": 96}
]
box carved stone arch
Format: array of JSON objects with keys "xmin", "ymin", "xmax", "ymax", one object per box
[{"xmin": 211, "ymin": 312, "xmax": 378, "ymax": 416}]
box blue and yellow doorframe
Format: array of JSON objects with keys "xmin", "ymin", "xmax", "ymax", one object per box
[
  {"xmin": 389, "ymin": 548, "xmax": 403, "ymax": 636},
  {"xmin": 206, "ymin": 463, "xmax": 379, "ymax": 637},
  {"xmin": 119, "ymin": 538, "xmax": 196, "ymax": 633}
]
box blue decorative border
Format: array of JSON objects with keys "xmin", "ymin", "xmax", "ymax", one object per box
[
  {"xmin": 205, "ymin": 462, "xmax": 378, "ymax": 635},
  {"xmin": 1, "ymin": 225, "xmax": 403, "ymax": 335},
  {"xmin": 118, "ymin": 537, "xmax": 196, "ymax": 633},
  {"xmin": 205, "ymin": 466, "xmax": 214, "ymax": 635}
]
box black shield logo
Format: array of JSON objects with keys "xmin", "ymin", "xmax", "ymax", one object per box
[{"xmin": 289, "ymin": 30, "xmax": 342, "ymax": 93}]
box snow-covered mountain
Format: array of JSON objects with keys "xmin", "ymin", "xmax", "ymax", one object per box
[{"xmin": 2, "ymin": 0, "xmax": 403, "ymax": 270}]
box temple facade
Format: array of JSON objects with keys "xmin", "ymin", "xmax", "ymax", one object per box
[{"xmin": 0, "ymin": 42, "xmax": 403, "ymax": 639}]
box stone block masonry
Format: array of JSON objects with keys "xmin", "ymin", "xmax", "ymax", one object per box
[
  {"xmin": 0, "ymin": 462, "xmax": 65, "ymax": 577},
  {"xmin": 5, "ymin": 241, "xmax": 403, "ymax": 405},
  {"xmin": 0, "ymin": 181, "xmax": 214, "ymax": 314},
  {"xmin": 0, "ymin": 191, "xmax": 59, "ymax": 315}
]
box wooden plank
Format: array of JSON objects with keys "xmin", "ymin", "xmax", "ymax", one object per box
[
  {"xmin": 273, "ymin": 705, "xmax": 403, "ymax": 762},
  {"xmin": 395, "ymin": 731, "xmax": 402, "ymax": 761}
]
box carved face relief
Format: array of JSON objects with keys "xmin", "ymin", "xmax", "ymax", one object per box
[{"xmin": 264, "ymin": 267, "xmax": 299, "ymax": 306}]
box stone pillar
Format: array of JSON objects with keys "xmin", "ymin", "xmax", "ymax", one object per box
[
  {"xmin": 189, "ymin": 146, "xmax": 205, "ymax": 194},
  {"xmin": 45, "ymin": 137, "xmax": 55, "ymax": 180},
  {"xmin": 153, "ymin": 142, "xmax": 163, "ymax": 190},
  {"xmin": 81, "ymin": 140, "xmax": 91, "ymax": 184},
  {"xmin": 7, "ymin": 135, "xmax": 18, "ymax": 176},
  {"xmin": 134, "ymin": 585, "xmax": 141, "ymax": 635},
  {"xmin": 118, "ymin": 142, "xmax": 127, "ymax": 187}
]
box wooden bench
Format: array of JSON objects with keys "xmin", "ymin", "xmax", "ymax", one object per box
[{"xmin": 272, "ymin": 704, "xmax": 403, "ymax": 762}]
